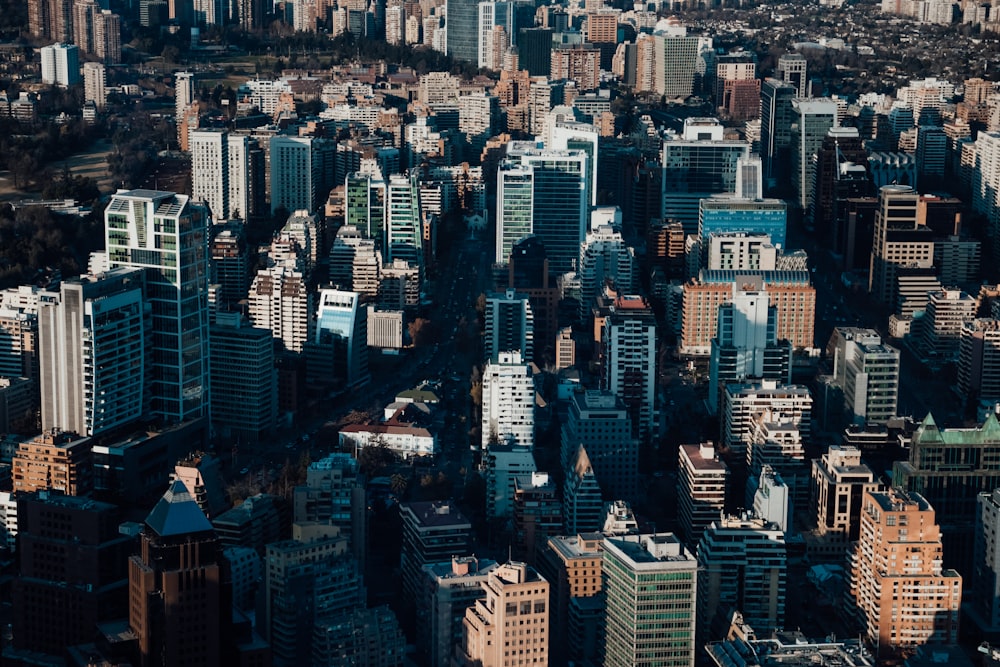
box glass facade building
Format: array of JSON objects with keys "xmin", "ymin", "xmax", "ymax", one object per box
[{"xmin": 698, "ymin": 197, "xmax": 788, "ymax": 249}]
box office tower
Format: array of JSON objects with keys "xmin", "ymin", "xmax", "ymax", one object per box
[
  {"xmin": 791, "ymin": 98, "xmax": 838, "ymax": 212},
  {"xmin": 191, "ymin": 130, "xmax": 263, "ymax": 220},
  {"xmin": 458, "ymin": 561, "xmax": 549, "ymax": 666},
  {"xmin": 313, "ymin": 288, "xmax": 369, "ymax": 389},
  {"xmin": 210, "ymin": 221, "xmax": 251, "ymax": 305},
  {"xmin": 261, "ymin": 528, "xmax": 365, "ymax": 666},
  {"xmin": 366, "ymin": 307, "xmax": 403, "ymax": 350},
  {"xmin": 828, "ymin": 327, "xmax": 900, "ymax": 424},
  {"xmin": 809, "ymin": 126, "xmax": 869, "ymax": 236},
  {"xmin": 601, "ymin": 295, "xmax": 656, "ymax": 441},
  {"xmin": 868, "ymin": 185, "xmax": 935, "ymax": 306},
  {"xmin": 446, "ymin": 0, "xmax": 479, "ymax": 63},
  {"xmin": 847, "ymin": 488, "xmax": 961, "ymax": 657},
  {"xmin": 212, "ymin": 493, "xmax": 283, "ymax": 554},
  {"xmin": 12, "ymin": 430, "xmax": 92, "ymax": 495},
  {"xmin": 632, "ymin": 32, "xmax": 701, "ymax": 98},
  {"xmin": 972, "ymin": 131, "xmax": 1000, "ymax": 265},
  {"xmin": 346, "ymin": 171, "xmax": 387, "ymax": 240},
  {"xmin": 400, "ymin": 501, "xmax": 472, "ymax": 608},
  {"xmin": 678, "ymin": 442, "xmax": 729, "ymax": 547},
  {"xmin": 329, "ymin": 225, "xmax": 381, "ymax": 297},
  {"xmin": 564, "ymin": 445, "xmax": 604, "ymax": 534},
  {"xmin": 518, "ymin": 27, "xmax": 553, "ymax": 76},
  {"xmin": 579, "ymin": 223, "xmax": 636, "ymax": 322},
  {"xmin": 495, "ymin": 163, "xmax": 534, "ymax": 265},
  {"xmin": 697, "ymin": 515, "xmax": 786, "ymax": 640},
  {"xmin": 38, "ymin": 269, "xmax": 146, "ymax": 437},
  {"xmin": 83, "ymin": 61, "xmax": 106, "ymax": 108},
  {"xmin": 776, "ymin": 52, "xmax": 808, "ymax": 97},
  {"xmin": 806, "ymin": 445, "xmax": 879, "ymax": 563},
  {"xmin": 603, "ymin": 533, "xmax": 697, "ymax": 667},
  {"xmin": 270, "ymin": 135, "xmax": 335, "ymax": 214},
  {"xmin": 208, "ymin": 313, "xmax": 275, "ymax": 443},
  {"xmin": 562, "ymin": 390, "xmax": 636, "ymax": 501},
  {"xmin": 538, "ymin": 533, "xmax": 603, "ymax": 666},
  {"xmin": 129, "ymin": 481, "xmax": 230, "ymax": 667},
  {"xmin": 958, "ymin": 319, "xmax": 1000, "ymax": 402},
  {"xmin": 973, "ymin": 488, "xmax": 1000, "ymax": 634},
  {"xmin": 910, "ymin": 288, "xmax": 976, "ymax": 362},
  {"xmin": 378, "ymin": 259, "xmax": 420, "ymax": 311},
  {"xmin": 893, "ymin": 413, "xmax": 1000, "ymax": 578},
  {"xmin": 422, "ymin": 557, "xmax": 499, "ymax": 666},
  {"xmin": 293, "ymin": 452, "xmax": 366, "ymax": 565},
  {"xmin": 699, "ymin": 196, "xmax": 787, "ymax": 250},
  {"xmin": 759, "ymin": 78, "xmax": 797, "ymax": 188},
  {"xmin": 106, "ymin": 190, "xmax": 210, "ymax": 423},
  {"xmin": 512, "ymin": 472, "xmax": 561, "ymax": 562},
  {"xmin": 662, "ymin": 118, "xmax": 751, "ymax": 234},
  {"xmin": 248, "ymin": 266, "xmax": 313, "ymax": 354},
  {"xmin": 481, "ymin": 350, "xmax": 534, "ymax": 449},
  {"xmin": 40, "ymin": 43, "xmax": 80, "ymax": 86},
  {"xmin": 384, "ymin": 173, "xmax": 422, "ymax": 265},
  {"xmin": 722, "ymin": 381, "xmax": 812, "ymax": 463},
  {"xmin": 708, "ymin": 278, "xmax": 792, "ymax": 413},
  {"xmin": 12, "ymin": 492, "xmax": 132, "ymax": 657},
  {"xmin": 502, "ymin": 142, "xmax": 589, "ymax": 274},
  {"xmin": 484, "ymin": 441, "xmax": 536, "ymax": 519},
  {"xmin": 484, "ymin": 289, "xmax": 534, "ymax": 362},
  {"xmin": 549, "ymin": 123, "xmax": 599, "ymax": 207}
]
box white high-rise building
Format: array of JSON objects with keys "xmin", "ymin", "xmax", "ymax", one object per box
[
  {"xmin": 678, "ymin": 442, "xmax": 728, "ymax": 547},
  {"xmin": 602, "ymin": 296, "xmax": 657, "ymax": 441},
  {"xmin": 830, "ymin": 327, "xmax": 900, "ymax": 424},
  {"xmin": 578, "ymin": 224, "xmax": 636, "ymax": 322},
  {"xmin": 481, "ymin": 351, "xmax": 534, "ymax": 450},
  {"xmin": 174, "ymin": 71, "xmax": 194, "ymax": 121},
  {"xmin": 40, "ymin": 43, "xmax": 80, "ymax": 86},
  {"xmin": 105, "ymin": 189, "xmax": 210, "ymax": 422},
  {"xmin": 315, "ymin": 288, "xmax": 369, "ymax": 388},
  {"xmin": 722, "ymin": 380, "xmax": 812, "ymax": 462},
  {"xmin": 82, "ymin": 61, "xmax": 106, "ymax": 108},
  {"xmin": 248, "ymin": 266, "xmax": 313, "ymax": 353},
  {"xmin": 39, "ymin": 268, "xmax": 148, "ymax": 436},
  {"xmin": 386, "ymin": 4, "xmax": 405, "ymax": 44},
  {"xmin": 270, "ymin": 135, "xmax": 334, "ymax": 214},
  {"xmin": 972, "ymin": 132, "xmax": 1000, "ymax": 265}
]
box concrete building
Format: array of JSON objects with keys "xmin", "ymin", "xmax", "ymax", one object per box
[
  {"xmin": 191, "ymin": 129, "xmax": 263, "ymax": 221},
  {"xmin": 564, "ymin": 445, "xmax": 604, "ymax": 534},
  {"xmin": 602, "ymin": 295, "xmax": 657, "ymax": 441},
  {"xmin": 210, "ymin": 221, "xmax": 251, "ymax": 305},
  {"xmin": 367, "ymin": 307, "xmax": 404, "ymax": 350},
  {"xmin": 82, "ymin": 61, "xmax": 106, "ymax": 108},
  {"xmin": 421, "ymin": 557, "xmax": 499, "ymax": 667},
  {"xmin": 40, "ymin": 42, "xmax": 79, "ymax": 86},
  {"xmin": 458, "ymin": 561, "xmax": 550, "ymax": 666},
  {"xmin": 248, "ymin": 266, "xmax": 313, "ymax": 354},
  {"xmin": 400, "ymin": 501, "xmax": 472, "ymax": 607},
  {"xmin": 958, "ymin": 318, "xmax": 1000, "ymax": 401},
  {"xmin": 293, "ymin": 452, "xmax": 366, "ymax": 565},
  {"xmin": 722, "ymin": 381, "xmax": 812, "ymax": 465},
  {"xmin": 208, "ymin": 312, "xmax": 276, "ymax": 443},
  {"xmin": 603, "ymin": 533, "xmax": 698, "ymax": 667},
  {"xmin": 752, "ymin": 465, "xmax": 790, "ymax": 531},
  {"xmin": 129, "ymin": 481, "xmax": 230, "ymax": 667},
  {"xmin": 697, "ymin": 515, "xmax": 786, "ymax": 640},
  {"xmin": 847, "ymin": 488, "xmax": 961, "ymax": 657},
  {"xmin": 314, "ymin": 288, "xmax": 369, "ymax": 388},
  {"xmin": 38, "ymin": 268, "xmax": 147, "ymax": 437},
  {"xmin": 269, "ymin": 135, "xmax": 335, "ymax": 214},
  {"xmin": 484, "ymin": 289, "xmax": 534, "ymax": 363},
  {"xmin": 484, "ymin": 442, "xmax": 536, "ymax": 519},
  {"xmin": 868, "ymin": 185, "xmax": 935, "ymax": 306},
  {"xmin": 512, "ymin": 472, "xmax": 561, "ymax": 562},
  {"xmin": 678, "ymin": 442, "xmax": 729, "ymax": 547},
  {"xmin": 12, "ymin": 430, "xmax": 92, "ymax": 496},
  {"xmin": 537, "ymin": 533, "xmax": 604, "ymax": 666},
  {"xmin": 704, "ymin": 232, "xmax": 779, "ymax": 271},
  {"xmin": 910, "ymin": 289, "xmax": 976, "ymax": 363},
  {"xmin": 481, "ymin": 350, "xmax": 534, "ymax": 450},
  {"xmin": 105, "ymin": 189, "xmax": 210, "ymax": 423},
  {"xmin": 806, "ymin": 445, "xmax": 879, "ymax": 563},
  {"xmin": 707, "ymin": 635, "xmax": 875, "ymax": 667},
  {"xmin": 561, "ymin": 390, "xmax": 636, "ymax": 501},
  {"xmin": 777, "ymin": 53, "xmax": 808, "ymax": 97},
  {"xmin": 829, "ymin": 327, "xmax": 900, "ymax": 424}
]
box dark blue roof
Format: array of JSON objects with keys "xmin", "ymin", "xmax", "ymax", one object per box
[{"xmin": 145, "ymin": 479, "xmax": 213, "ymax": 537}]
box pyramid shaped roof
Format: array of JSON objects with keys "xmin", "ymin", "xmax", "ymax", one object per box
[{"xmin": 145, "ymin": 479, "xmax": 214, "ymax": 537}]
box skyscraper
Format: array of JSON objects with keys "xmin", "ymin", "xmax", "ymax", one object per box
[
  {"xmin": 82, "ymin": 61, "xmax": 107, "ymax": 108},
  {"xmin": 129, "ymin": 480, "xmax": 231, "ymax": 667},
  {"xmin": 209, "ymin": 313, "xmax": 276, "ymax": 443},
  {"xmin": 481, "ymin": 350, "xmax": 534, "ymax": 449},
  {"xmin": 806, "ymin": 445, "xmax": 878, "ymax": 563},
  {"xmin": 602, "ymin": 533, "xmax": 698, "ymax": 667},
  {"xmin": 446, "ymin": 0, "xmax": 479, "ymax": 63},
  {"xmin": 270, "ymin": 135, "xmax": 335, "ymax": 213},
  {"xmin": 678, "ymin": 442, "xmax": 729, "ymax": 547},
  {"xmin": 248, "ymin": 265, "xmax": 313, "ymax": 353},
  {"xmin": 868, "ymin": 184, "xmax": 935, "ymax": 307},
  {"xmin": 601, "ymin": 295, "xmax": 657, "ymax": 441},
  {"xmin": 315, "ymin": 288, "xmax": 370, "ymax": 388},
  {"xmin": 385, "ymin": 173, "xmax": 423, "ymax": 265},
  {"xmin": 105, "ymin": 189, "xmax": 210, "ymax": 423},
  {"xmin": 40, "ymin": 43, "xmax": 80, "ymax": 86},
  {"xmin": 39, "ymin": 268, "xmax": 148, "ymax": 437},
  {"xmin": 791, "ymin": 98, "xmax": 838, "ymax": 212},
  {"xmin": 495, "ymin": 162, "xmax": 534, "ymax": 265},
  {"xmin": 828, "ymin": 327, "xmax": 900, "ymax": 424},
  {"xmin": 562, "ymin": 389, "xmax": 637, "ymax": 501},
  {"xmin": 759, "ymin": 78, "xmax": 797, "ymax": 188},
  {"xmin": 776, "ymin": 52, "xmax": 808, "ymax": 97},
  {"xmin": 484, "ymin": 288, "xmax": 534, "ymax": 363},
  {"xmin": 191, "ymin": 130, "xmax": 263, "ymax": 220}
]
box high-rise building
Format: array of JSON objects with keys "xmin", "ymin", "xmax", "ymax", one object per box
[
  {"xmin": 495, "ymin": 163, "xmax": 534, "ymax": 265},
  {"xmin": 973, "ymin": 488, "xmax": 1000, "ymax": 634},
  {"xmin": 105, "ymin": 190, "xmax": 210, "ymax": 423},
  {"xmin": 828, "ymin": 327, "xmax": 900, "ymax": 424},
  {"xmin": 958, "ymin": 318, "xmax": 1000, "ymax": 402},
  {"xmin": 893, "ymin": 413, "xmax": 1000, "ymax": 579},
  {"xmin": 846, "ymin": 488, "xmax": 961, "ymax": 657},
  {"xmin": 551, "ymin": 44, "xmax": 601, "ymax": 91},
  {"xmin": 40, "ymin": 42, "xmax": 80, "ymax": 86},
  {"xmin": 400, "ymin": 501, "xmax": 472, "ymax": 607},
  {"xmin": 314, "ymin": 288, "xmax": 369, "ymax": 389},
  {"xmin": 537, "ymin": 533, "xmax": 604, "ymax": 666},
  {"xmin": 458, "ymin": 561, "xmax": 550, "ymax": 666},
  {"xmin": 512, "ymin": 472, "xmax": 561, "ymax": 562},
  {"xmin": 12, "ymin": 430, "xmax": 93, "ymax": 495},
  {"xmin": 563, "ymin": 444, "xmax": 604, "ymax": 534},
  {"xmin": 698, "ymin": 196, "xmax": 787, "ymax": 250},
  {"xmin": 910, "ymin": 288, "xmax": 976, "ymax": 362},
  {"xmin": 722, "ymin": 380, "xmax": 812, "ymax": 464},
  {"xmin": 708, "ymin": 277, "xmax": 793, "ymax": 413},
  {"xmin": 697, "ymin": 515, "xmax": 786, "ymax": 640},
  {"xmin": 129, "ymin": 480, "xmax": 231, "ymax": 667},
  {"xmin": 518, "ymin": 27, "xmax": 553, "ymax": 76},
  {"xmin": 501, "ymin": 142, "xmax": 589, "ymax": 274},
  {"xmin": 191, "ymin": 129, "xmax": 264, "ymax": 221},
  {"xmin": 82, "ymin": 61, "xmax": 106, "ymax": 108},
  {"xmin": 446, "ymin": 0, "xmax": 479, "ymax": 63},
  {"xmin": 484, "ymin": 442, "xmax": 536, "ymax": 519},
  {"xmin": 208, "ymin": 313, "xmax": 276, "ymax": 443},
  {"xmin": 603, "ymin": 533, "xmax": 698, "ymax": 667},
  {"xmin": 805, "ymin": 445, "xmax": 879, "ymax": 563},
  {"xmin": 209, "ymin": 221, "xmax": 251, "ymax": 305},
  {"xmin": 759, "ymin": 78, "xmax": 797, "ymax": 188},
  {"xmin": 384, "ymin": 173, "xmax": 423, "ymax": 265},
  {"xmin": 776, "ymin": 52, "xmax": 808, "ymax": 97},
  {"xmin": 270, "ymin": 135, "xmax": 335, "ymax": 213},
  {"xmin": 481, "ymin": 350, "xmax": 534, "ymax": 450},
  {"xmin": 12, "ymin": 492, "xmax": 132, "ymax": 657},
  {"xmin": 174, "ymin": 71, "xmax": 195, "ymax": 143},
  {"xmin": 662, "ymin": 118, "xmax": 751, "ymax": 234},
  {"xmin": 562, "ymin": 389, "xmax": 636, "ymax": 501},
  {"xmin": 578, "ymin": 222, "xmax": 636, "ymax": 322},
  {"xmin": 484, "ymin": 288, "xmax": 534, "ymax": 363},
  {"xmin": 248, "ymin": 266, "xmax": 313, "ymax": 354},
  {"xmin": 791, "ymin": 98, "xmax": 838, "ymax": 212},
  {"xmin": 39, "ymin": 268, "xmax": 147, "ymax": 437},
  {"xmin": 868, "ymin": 185, "xmax": 935, "ymax": 307},
  {"xmin": 678, "ymin": 442, "xmax": 729, "ymax": 547},
  {"xmin": 421, "ymin": 556, "xmax": 499, "ymax": 667},
  {"xmin": 601, "ymin": 295, "xmax": 657, "ymax": 441},
  {"xmin": 293, "ymin": 452, "xmax": 367, "ymax": 566}
]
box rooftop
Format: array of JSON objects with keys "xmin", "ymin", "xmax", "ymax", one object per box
[{"xmin": 145, "ymin": 479, "xmax": 213, "ymax": 537}]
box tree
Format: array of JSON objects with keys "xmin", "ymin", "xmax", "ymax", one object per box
[
  {"xmin": 390, "ymin": 472, "xmax": 409, "ymax": 497},
  {"xmin": 358, "ymin": 433, "xmax": 395, "ymax": 476}
]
